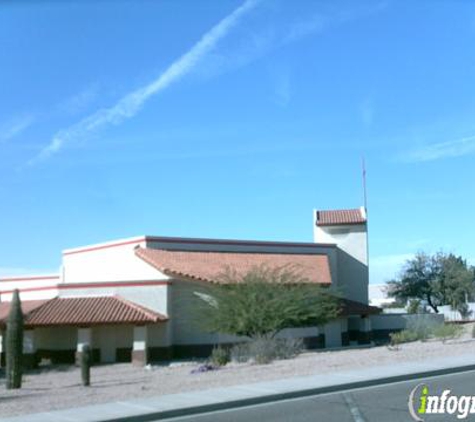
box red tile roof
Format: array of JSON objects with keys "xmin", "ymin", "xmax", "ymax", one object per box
[
  {"xmin": 135, "ymin": 248, "xmax": 332, "ymax": 285},
  {"xmin": 316, "ymin": 209, "xmax": 366, "ymax": 226},
  {"xmin": 0, "ymin": 296, "xmax": 167, "ymax": 327},
  {"xmin": 0, "ymin": 299, "xmax": 48, "ymax": 323}
]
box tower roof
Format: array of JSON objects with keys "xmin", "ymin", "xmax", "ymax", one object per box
[{"xmin": 316, "ymin": 208, "xmax": 366, "ymax": 226}]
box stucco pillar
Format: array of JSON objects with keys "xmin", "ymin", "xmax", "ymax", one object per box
[
  {"xmin": 359, "ymin": 316, "xmax": 372, "ymax": 344},
  {"xmin": 132, "ymin": 326, "xmax": 148, "ymax": 366},
  {"xmin": 340, "ymin": 318, "xmax": 350, "ymax": 346},
  {"xmin": 324, "ymin": 320, "xmax": 343, "ymax": 348},
  {"xmin": 76, "ymin": 327, "xmax": 92, "ymax": 365},
  {"xmin": 0, "ymin": 330, "xmax": 4, "ymax": 367},
  {"xmin": 23, "ymin": 329, "xmax": 37, "ymax": 369}
]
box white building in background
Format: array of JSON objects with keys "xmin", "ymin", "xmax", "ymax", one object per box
[
  {"xmin": 0, "ymin": 208, "xmax": 383, "ymax": 366},
  {"xmin": 368, "ymin": 284, "xmax": 396, "ymax": 308}
]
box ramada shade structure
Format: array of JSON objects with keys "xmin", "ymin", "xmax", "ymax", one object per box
[{"xmin": 0, "ymin": 296, "xmax": 167, "ymax": 328}]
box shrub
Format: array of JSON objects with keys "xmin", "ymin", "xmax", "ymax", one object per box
[
  {"xmin": 388, "ymin": 330, "xmax": 419, "ymax": 350},
  {"xmin": 209, "ymin": 346, "xmax": 229, "ymax": 367},
  {"xmin": 230, "ymin": 343, "xmax": 250, "ymax": 363},
  {"xmin": 195, "ymin": 265, "xmax": 339, "ymax": 340},
  {"xmin": 405, "ymin": 315, "xmax": 440, "ymax": 341},
  {"xmin": 248, "ymin": 337, "xmax": 276, "ymax": 364},
  {"xmin": 272, "ymin": 338, "xmax": 304, "ymax": 360},
  {"xmin": 230, "ymin": 337, "xmax": 304, "ymax": 364},
  {"xmin": 432, "ymin": 323, "xmax": 464, "ymax": 343}
]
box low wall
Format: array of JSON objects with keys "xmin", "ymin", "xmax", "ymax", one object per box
[{"xmin": 370, "ymin": 313, "xmax": 445, "ymax": 343}]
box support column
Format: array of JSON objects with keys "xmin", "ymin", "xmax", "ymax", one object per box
[
  {"xmin": 132, "ymin": 326, "xmax": 148, "ymax": 366},
  {"xmin": 341, "ymin": 319, "xmax": 350, "ymax": 346},
  {"xmin": 23, "ymin": 329, "xmax": 37, "ymax": 369},
  {"xmin": 324, "ymin": 320, "xmax": 343, "ymax": 348},
  {"xmin": 0, "ymin": 329, "xmax": 4, "ymax": 367},
  {"xmin": 76, "ymin": 327, "xmax": 92, "ymax": 365},
  {"xmin": 359, "ymin": 316, "xmax": 372, "ymax": 344}
]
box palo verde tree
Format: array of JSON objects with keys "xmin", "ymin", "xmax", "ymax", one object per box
[
  {"xmin": 194, "ymin": 264, "xmax": 340, "ymax": 339},
  {"xmin": 6, "ymin": 289, "xmax": 24, "ymax": 389},
  {"xmin": 387, "ymin": 252, "xmax": 474, "ymax": 314}
]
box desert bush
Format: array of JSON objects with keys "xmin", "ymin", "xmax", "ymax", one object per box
[
  {"xmin": 432, "ymin": 323, "xmax": 464, "ymax": 343},
  {"xmin": 248, "ymin": 337, "xmax": 276, "ymax": 364},
  {"xmin": 195, "ymin": 265, "xmax": 339, "ymax": 340},
  {"xmin": 388, "ymin": 330, "xmax": 419, "ymax": 350},
  {"xmin": 230, "ymin": 337, "xmax": 304, "ymax": 364},
  {"xmin": 272, "ymin": 338, "xmax": 304, "ymax": 360},
  {"xmin": 230, "ymin": 343, "xmax": 251, "ymax": 363},
  {"xmin": 209, "ymin": 346, "xmax": 229, "ymax": 367},
  {"xmin": 405, "ymin": 314, "xmax": 441, "ymax": 341}
]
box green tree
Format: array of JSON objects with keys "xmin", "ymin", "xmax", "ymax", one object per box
[
  {"xmin": 441, "ymin": 254, "xmax": 474, "ymax": 318},
  {"xmin": 387, "ymin": 252, "xmax": 474, "ymax": 314},
  {"xmin": 195, "ymin": 265, "xmax": 340, "ymax": 339}
]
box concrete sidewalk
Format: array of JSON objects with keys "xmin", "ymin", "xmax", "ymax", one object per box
[{"xmin": 2, "ymin": 354, "xmax": 475, "ymax": 422}]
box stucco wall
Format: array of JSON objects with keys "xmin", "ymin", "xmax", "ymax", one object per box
[
  {"xmin": 2, "ymin": 288, "xmax": 59, "ymax": 302},
  {"xmin": 59, "ymin": 284, "xmax": 169, "ymax": 315},
  {"xmin": 314, "ymin": 223, "xmax": 368, "ymax": 304},
  {"xmin": 171, "ymin": 280, "xmax": 343, "ymax": 348},
  {"xmin": 62, "ymin": 240, "xmax": 167, "ymax": 284}
]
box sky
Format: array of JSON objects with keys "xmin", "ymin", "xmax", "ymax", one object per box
[{"xmin": 1, "ymin": 0, "xmax": 475, "ymax": 284}]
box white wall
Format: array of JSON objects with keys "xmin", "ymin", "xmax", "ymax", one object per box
[
  {"xmin": 437, "ymin": 304, "xmax": 475, "ymax": 322},
  {"xmin": 62, "ymin": 240, "xmax": 167, "ymax": 284},
  {"xmin": 1, "ymin": 288, "xmax": 59, "ymax": 302},
  {"xmin": 59, "ymin": 284, "xmax": 169, "ymax": 315},
  {"xmin": 314, "ymin": 221, "xmax": 368, "ymax": 304},
  {"xmin": 93, "ymin": 325, "xmax": 133, "ymax": 363},
  {"xmin": 370, "ymin": 313, "xmax": 445, "ymax": 330}
]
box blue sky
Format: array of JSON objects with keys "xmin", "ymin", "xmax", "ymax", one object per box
[{"xmin": 1, "ymin": 0, "xmax": 475, "ymax": 284}]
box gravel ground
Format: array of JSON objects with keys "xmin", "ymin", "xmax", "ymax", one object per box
[{"xmin": 1, "ymin": 326, "xmax": 474, "ymax": 418}]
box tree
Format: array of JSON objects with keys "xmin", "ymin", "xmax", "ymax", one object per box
[
  {"xmin": 440, "ymin": 254, "xmax": 474, "ymax": 318},
  {"xmin": 6, "ymin": 289, "xmax": 24, "ymax": 389},
  {"xmin": 195, "ymin": 265, "xmax": 340, "ymax": 339},
  {"xmin": 387, "ymin": 252, "xmax": 474, "ymax": 314}
]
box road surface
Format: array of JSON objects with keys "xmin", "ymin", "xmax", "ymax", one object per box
[{"xmin": 159, "ymin": 370, "xmax": 475, "ymax": 422}]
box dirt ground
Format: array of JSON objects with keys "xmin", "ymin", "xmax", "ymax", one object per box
[{"xmin": 1, "ymin": 325, "xmax": 474, "ymax": 418}]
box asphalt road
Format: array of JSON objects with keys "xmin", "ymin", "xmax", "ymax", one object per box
[{"xmin": 159, "ymin": 370, "xmax": 475, "ymax": 422}]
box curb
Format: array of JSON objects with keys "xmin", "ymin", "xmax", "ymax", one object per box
[{"xmin": 105, "ymin": 364, "xmax": 475, "ymax": 422}]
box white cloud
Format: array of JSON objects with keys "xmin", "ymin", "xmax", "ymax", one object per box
[
  {"xmin": 31, "ymin": 0, "xmax": 260, "ymax": 163},
  {"xmin": 369, "ymin": 253, "xmax": 413, "ymax": 284},
  {"xmin": 402, "ymin": 134, "xmax": 475, "ymax": 163},
  {"xmin": 0, "ymin": 114, "xmax": 35, "ymax": 142}
]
